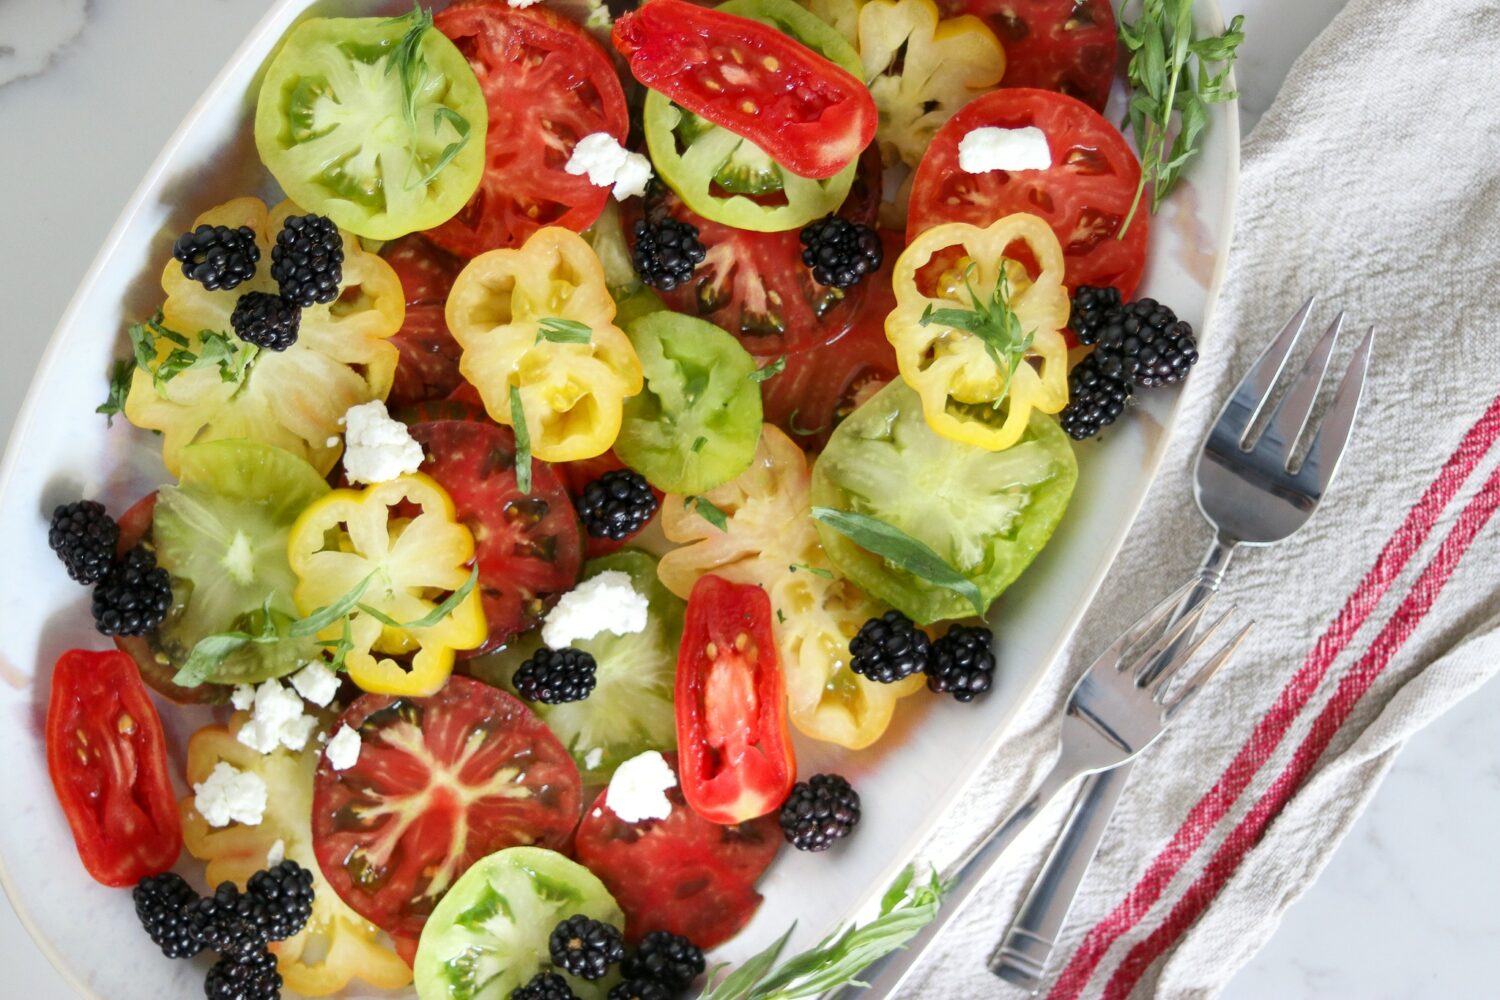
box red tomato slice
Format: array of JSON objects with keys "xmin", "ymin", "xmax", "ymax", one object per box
[
  {"xmin": 406, "ymin": 416, "xmax": 582, "ymax": 654},
  {"xmin": 759, "ymin": 229, "xmax": 902, "ymax": 450},
  {"xmin": 381, "ymin": 234, "xmax": 466, "ymax": 306},
  {"xmin": 613, "ymin": 0, "xmax": 877, "ymax": 180},
  {"xmin": 574, "ymin": 753, "xmax": 781, "ymax": 948},
  {"xmin": 425, "ymin": 2, "xmax": 629, "ymax": 255},
  {"xmin": 311, "ymin": 677, "xmax": 582, "ymax": 939},
  {"xmin": 388, "ymin": 305, "xmax": 465, "ymax": 411},
  {"xmin": 626, "ymin": 145, "xmax": 882, "ymax": 358},
  {"xmin": 940, "ymin": 0, "xmax": 1118, "ymax": 112},
  {"xmin": 555, "ymin": 451, "xmax": 663, "ymax": 559},
  {"xmin": 907, "ymin": 87, "xmax": 1147, "ymax": 297},
  {"xmin": 676, "ymin": 576, "xmax": 796, "ymax": 826},
  {"xmin": 46, "ymin": 649, "xmax": 182, "ymax": 887}
]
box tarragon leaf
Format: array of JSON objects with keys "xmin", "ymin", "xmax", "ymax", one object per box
[
  {"xmin": 510, "ymin": 385, "xmax": 533, "ymax": 494},
  {"xmin": 684, "ymin": 495, "xmax": 729, "ymax": 532},
  {"xmin": 536, "ymin": 316, "xmax": 594, "ymax": 344},
  {"xmin": 811, "ymin": 507, "xmax": 986, "ymax": 617}
]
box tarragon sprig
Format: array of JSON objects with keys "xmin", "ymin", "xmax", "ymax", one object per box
[
  {"xmin": 385, "ymin": 4, "xmax": 475, "ymax": 192},
  {"xmin": 112, "ymin": 310, "xmax": 259, "ymax": 409},
  {"xmin": 1119, "ymin": 0, "xmax": 1244, "ymax": 228},
  {"xmin": 919, "ymin": 266, "xmax": 1034, "ymax": 395}
]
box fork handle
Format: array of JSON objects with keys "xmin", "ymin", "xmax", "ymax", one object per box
[
  {"xmin": 830, "ymin": 760, "xmax": 1078, "ymax": 999},
  {"xmin": 988, "ymin": 538, "xmax": 1238, "ymax": 990}
]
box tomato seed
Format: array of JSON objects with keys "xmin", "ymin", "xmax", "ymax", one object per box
[{"xmin": 705, "ymin": 642, "xmax": 718, "ymax": 660}]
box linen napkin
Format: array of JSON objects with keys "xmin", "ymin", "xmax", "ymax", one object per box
[{"xmin": 897, "ymin": 0, "xmax": 1500, "ymax": 995}]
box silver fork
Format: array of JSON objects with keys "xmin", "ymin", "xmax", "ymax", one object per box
[
  {"xmin": 834, "ymin": 586, "xmax": 1252, "ymax": 1000},
  {"xmin": 989, "ymin": 299, "xmax": 1374, "ymax": 990}
]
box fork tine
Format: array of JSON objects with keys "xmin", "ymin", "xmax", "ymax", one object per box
[
  {"xmin": 1261, "ymin": 311, "xmax": 1343, "ymax": 465},
  {"xmin": 1163, "ymin": 622, "xmax": 1254, "ymax": 719},
  {"xmin": 1299, "ymin": 326, "xmax": 1374, "ymax": 491},
  {"xmin": 1147, "ymin": 608, "xmax": 1235, "ymax": 698},
  {"xmin": 1089, "ymin": 580, "xmax": 1199, "ymax": 672},
  {"xmin": 1126, "ymin": 598, "xmax": 1212, "ymax": 680},
  {"xmin": 1218, "ymin": 296, "xmax": 1317, "ymax": 443}
]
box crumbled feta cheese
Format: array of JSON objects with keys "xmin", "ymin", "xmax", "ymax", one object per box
[
  {"xmin": 266, "ymin": 839, "xmax": 286, "ymax": 867},
  {"xmin": 326, "ymin": 436, "xmax": 341, "ymax": 448},
  {"xmin": 508, "ymin": 0, "xmax": 543, "ymax": 7},
  {"xmin": 193, "ymin": 762, "xmax": 268, "ymax": 828},
  {"xmin": 237, "ymin": 680, "xmax": 319, "ymax": 754},
  {"xmin": 565, "ymin": 133, "xmax": 654, "ymax": 202},
  {"xmin": 584, "ymin": 747, "xmax": 604, "ymax": 770},
  {"xmin": 957, "ymin": 126, "xmax": 1052, "ymax": 173},
  {"xmin": 541, "ymin": 570, "xmax": 649, "ymax": 649},
  {"xmin": 290, "ymin": 661, "xmax": 340, "ymax": 708},
  {"xmin": 606, "ymin": 751, "xmax": 676, "ymax": 823},
  {"xmin": 325, "ymin": 725, "xmax": 362, "ymax": 771},
  {"xmin": 230, "ymin": 684, "xmax": 256, "ymax": 711},
  {"xmin": 341, "ymin": 400, "xmax": 424, "ymax": 485}
]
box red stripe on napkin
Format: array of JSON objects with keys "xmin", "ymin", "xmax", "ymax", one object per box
[
  {"xmin": 1101, "ymin": 458, "xmax": 1500, "ymax": 999},
  {"xmin": 1047, "ymin": 392, "xmax": 1500, "ymax": 1000}
]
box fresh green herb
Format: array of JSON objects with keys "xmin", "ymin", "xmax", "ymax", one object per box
[
  {"xmin": 386, "ymin": 4, "xmax": 475, "ymax": 192},
  {"xmin": 171, "ymin": 596, "xmax": 285, "ymax": 687},
  {"xmin": 697, "ymin": 865, "xmax": 948, "ymax": 1000},
  {"xmin": 776, "ymin": 608, "xmax": 786, "ymax": 625},
  {"xmin": 788, "ymin": 563, "xmax": 834, "ymax": 579},
  {"xmin": 536, "ymin": 317, "xmax": 594, "ymax": 345},
  {"xmin": 128, "ymin": 312, "xmax": 257, "ymax": 397},
  {"xmin": 786, "ymin": 409, "xmax": 822, "ymax": 438},
  {"xmin": 920, "ymin": 267, "xmax": 1033, "ymax": 391},
  {"xmin": 685, "ymin": 495, "xmax": 729, "ymax": 532},
  {"xmin": 510, "ymin": 385, "xmax": 533, "ymax": 494},
  {"xmin": 354, "ymin": 564, "xmax": 478, "ymax": 630},
  {"xmin": 810, "ymin": 507, "xmax": 986, "ymax": 617},
  {"xmin": 692, "ymin": 436, "xmax": 707, "ymax": 453},
  {"xmin": 410, "ymin": 106, "xmax": 474, "ymax": 192},
  {"xmin": 318, "ymin": 617, "xmax": 355, "ymax": 673},
  {"xmin": 96, "ymin": 358, "xmax": 134, "ymax": 425},
  {"xmin": 1119, "ymin": 0, "xmax": 1244, "ymax": 228},
  {"xmin": 289, "ymin": 573, "xmax": 377, "ymax": 639},
  {"xmin": 749, "ymin": 356, "xmax": 787, "ymax": 383}
]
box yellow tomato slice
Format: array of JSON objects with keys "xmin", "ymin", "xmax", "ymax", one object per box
[
  {"xmin": 286, "ymin": 473, "xmax": 487, "ymax": 696},
  {"xmin": 446, "ymin": 227, "xmax": 643, "ymax": 462}
]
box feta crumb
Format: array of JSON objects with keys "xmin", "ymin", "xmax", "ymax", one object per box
[
  {"xmin": 326, "ymin": 436, "xmax": 341, "ymax": 448},
  {"xmin": 957, "ymin": 126, "xmax": 1052, "ymax": 174},
  {"xmin": 290, "ymin": 661, "xmax": 340, "ymax": 708},
  {"xmin": 565, "ymin": 133, "xmax": 654, "ymax": 202},
  {"xmin": 584, "ymin": 747, "xmax": 604, "ymax": 770},
  {"xmin": 341, "ymin": 400, "xmax": 424, "ymax": 485},
  {"xmin": 230, "ymin": 684, "xmax": 256, "ymax": 711},
  {"xmin": 606, "ymin": 751, "xmax": 676, "ymax": 823},
  {"xmin": 193, "ymin": 762, "xmax": 268, "ymax": 828},
  {"xmin": 237, "ymin": 680, "xmax": 319, "ymax": 754},
  {"xmin": 325, "ymin": 725, "xmax": 362, "ymax": 771},
  {"xmin": 508, "ymin": 0, "xmax": 543, "ymax": 7},
  {"xmin": 541, "ymin": 570, "xmax": 649, "ymax": 649},
  {"xmin": 266, "ymin": 839, "xmax": 286, "ymax": 867}
]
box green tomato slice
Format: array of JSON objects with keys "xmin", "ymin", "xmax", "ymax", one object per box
[
  {"xmin": 643, "ymin": 0, "xmax": 863, "ymax": 232},
  {"xmin": 152, "ymin": 439, "xmax": 330, "ymax": 683},
  {"xmin": 467, "ymin": 550, "xmax": 684, "ymax": 784},
  {"xmin": 414, "ymin": 846, "xmax": 623, "ymax": 1000},
  {"xmin": 614, "ymin": 312, "xmax": 763, "ymax": 495},
  {"xmin": 255, "ymin": 12, "xmax": 487, "ymax": 240},
  {"xmin": 810, "ymin": 380, "xmax": 1077, "ymax": 624}
]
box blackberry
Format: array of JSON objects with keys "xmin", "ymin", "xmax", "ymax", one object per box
[
  {"xmin": 133, "ymin": 872, "xmax": 203, "ymax": 960},
  {"xmin": 1059, "ymin": 353, "xmax": 1131, "ymax": 441},
  {"xmin": 514, "ymin": 647, "xmax": 598, "ymax": 704},
  {"xmin": 799, "ymin": 215, "xmax": 882, "ymax": 288},
  {"xmin": 778, "ymin": 773, "xmax": 860, "ymax": 852},
  {"xmin": 231, "ymin": 292, "xmax": 301, "ymax": 352},
  {"xmin": 513, "ymin": 972, "xmax": 579, "ymax": 1000},
  {"xmin": 48, "ymin": 499, "xmax": 119, "ymax": 584},
  {"xmin": 173, "ymin": 224, "xmax": 260, "ymax": 292},
  {"xmin": 622, "ymin": 931, "xmax": 705, "ymax": 990},
  {"xmin": 631, "ymin": 218, "xmax": 705, "ymax": 291},
  {"xmin": 186, "ymin": 882, "xmax": 268, "ymax": 957},
  {"xmin": 549, "ymin": 915, "xmax": 625, "ymax": 981},
  {"xmin": 925, "ymin": 624, "xmax": 995, "ymax": 702},
  {"xmin": 1088, "ymin": 299, "xmax": 1199, "ymax": 387},
  {"xmin": 848, "ymin": 610, "xmax": 930, "ymax": 684},
  {"xmin": 91, "ymin": 544, "xmax": 172, "ymax": 636},
  {"xmin": 1068, "ymin": 284, "xmax": 1122, "ymax": 345},
  {"xmin": 577, "ymin": 469, "xmax": 657, "ymax": 541},
  {"xmin": 243, "ymin": 860, "xmax": 316, "ymax": 942},
  {"xmin": 608, "ymin": 980, "xmax": 672, "ymax": 1000},
  {"xmin": 204, "ymin": 948, "xmax": 282, "ymax": 1000},
  {"xmin": 270, "ymin": 214, "xmax": 344, "ymax": 307}
]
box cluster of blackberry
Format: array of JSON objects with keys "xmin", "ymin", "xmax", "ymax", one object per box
[
  {"xmin": 132, "ymin": 860, "xmax": 315, "ymax": 1000},
  {"xmin": 849, "ymin": 612, "xmax": 997, "ymax": 703},
  {"xmin": 172, "ymin": 213, "xmax": 344, "ymax": 353},
  {"xmin": 512, "ymin": 920, "xmax": 706, "ymax": 999},
  {"xmin": 48, "ymin": 500, "xmax": 171, "ymax": 637},
  {"xmin": 1060, "ymin": 287, "xmax": 1201, "ymax": 440}
]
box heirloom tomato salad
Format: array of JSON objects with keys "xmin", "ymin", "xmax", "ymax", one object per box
[{"xmin": 35, "ymin": 0, "xmax": 1238, "ymax": 997}]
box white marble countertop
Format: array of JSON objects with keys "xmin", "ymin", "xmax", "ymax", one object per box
[{"xmin": 2, "ymin": 1, "xmax": 1495, "ymax": 997}]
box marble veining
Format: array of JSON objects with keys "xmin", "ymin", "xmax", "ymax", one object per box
[{"xmin": 0, "ymin": 0, "xmax": 88, "ymax": 90}]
